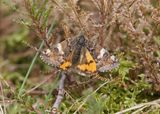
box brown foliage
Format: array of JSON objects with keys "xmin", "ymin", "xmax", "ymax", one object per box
[
  {"xmin": 48, "ymin": 0, "xmax": 160, "ymax": 92},
  {"xmin": 1, "ymin": 0, "xmax": 159, "ymax": 94}
]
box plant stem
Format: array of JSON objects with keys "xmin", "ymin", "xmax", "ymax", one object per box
[{"xmin": 18, "ymin": 41, "xmax": 44, "ymax": 98}]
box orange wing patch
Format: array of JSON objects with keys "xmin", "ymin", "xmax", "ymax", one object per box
[
  {"xmin": 77, "ymin": 50, "xmax": 96, "ymax": 72},
  {"xmin": 60, "ymin": 61, "xmax": 72, "ymax": 70},
  {"xmin": 59, "ymin": 49, "xmax": 73, "ymax": 70}
]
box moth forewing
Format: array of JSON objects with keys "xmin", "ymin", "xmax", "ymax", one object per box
[{"xmin": 40, "ymin": 40, "xmax": 68, "ymax": 68}]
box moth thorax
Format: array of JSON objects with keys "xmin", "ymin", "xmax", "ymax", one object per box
[
  {"xmin": 77, "ymin": 35, "xmax": 86, "ymax": 46},
  {"xmin": 71, "ymin": 35, "xmax": 86, "ymax": 65}
]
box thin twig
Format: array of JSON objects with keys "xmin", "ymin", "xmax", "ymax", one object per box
[
  {"xmin": 0, "ymin": 80, "xmax": 7, "ymax": 114},
  {"xmin": 115, "ymin": 98, "xmax": 160, "ymax": 114},
  {"xmin": 51, "ymin": 0, "xmax": 71, "ymax": 18},
  {"xmin": 25, "ymin": 72, "xmax": 56, "ymax": 95},
  {"xmin": 68, "ymin": 0, "xmax": 86, "ymax": 32},
  {"xmin": 0, "ymin": 75, "xmax": 14, "ymax": 94},
  {"xmin": 51, "ymin": 72, "xmax": 66, "ymax": 114},
  {"xmin": 0, "ymin": 105, "xmax": 4, "ymax": 114},
  {"xmin": 132, "ymin": 105, "xmax": 148, "ymax": 114}
]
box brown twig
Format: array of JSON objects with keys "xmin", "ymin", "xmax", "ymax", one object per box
[
  {"xmin": 68, "ymin": 0, "xmax": 86, "ymax": 33},
  {"xmin": 0, "ymin": 80, "xmax": 6, "ymax": 114},
  {"xmin": 51, "ymin": 72, "xmax": 66, "ymax": 114},
  {"xmin": 25, "ymin": 71, "xmax": 57, "ymax": 95}
]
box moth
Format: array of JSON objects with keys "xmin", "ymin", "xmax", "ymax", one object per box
[{"xmin": 40, "ymin": 33, "xmax": 119, "ymax": 76}]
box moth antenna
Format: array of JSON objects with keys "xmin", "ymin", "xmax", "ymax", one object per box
[{"xmin": 22, "ymin": 41, "xmax": 43, "ymax": 54}]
